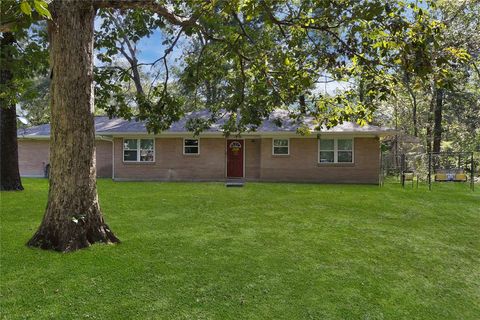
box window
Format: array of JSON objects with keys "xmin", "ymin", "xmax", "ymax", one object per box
[
  {"xmin": 337, "ymin": 139, "xmax": 353, "ymax": 163},
  {"xmin": 319, "ymin": 138, "xmax": 353, "ymax": 163},
  {"xmin": 184, "ymin": 138, "xmax": 200, "ymax": 155},
  {"xmin": 123, "ymin": 139, "xmax": 138, "ymax": 161},
  {"xmin": 319, "ymin": 139, "xmax": 334, "ymax": 163},
  {"xmin": 273, "ymin": 139, "xmax": 289, "ymax": 155},
  {"xmin": 123, "ymin": 139, "xmax": 154, "ymax": 162}
]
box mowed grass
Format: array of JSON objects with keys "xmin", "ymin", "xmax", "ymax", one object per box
[{"xmin": 1, "ymin": 179, "xmax": 479, "ymax": 320}]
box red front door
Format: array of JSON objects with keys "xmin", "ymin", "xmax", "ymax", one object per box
[{"xmin": 227, "ymin": 139, "xmax": 244, "ymax": 178}]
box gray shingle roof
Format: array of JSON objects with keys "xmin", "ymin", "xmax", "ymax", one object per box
[{"xmin": 18, "ymin": 109, "xmax": 394, "ymax": 137}]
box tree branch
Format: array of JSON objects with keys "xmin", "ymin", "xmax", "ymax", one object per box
[
  {"xmin": 2, "ymin": 0, "xmax": 199, "ymax": 32},
  {"xmin": 472, "ymin": 61, "xmax": 480, "ymax": 79},
  {"xmin": 93, "ymin": 0, "xmax": 199, "ymax": 28},
  {"xmin": 1, "ymin": 11, "xmax": 44, "ymax": 33},
  {"xmin": 232, "ymin": 13, "xmax": 254, "ymax": 44},
  {"xmin": 105, "ymin": 11, "xmax": 144, "ymax": 95}
]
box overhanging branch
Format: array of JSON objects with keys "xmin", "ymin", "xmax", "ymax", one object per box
[
  {"xmin": 2, "ymin": 0, "xmax": 199, "ymax": 32},
  {"xmin": 93, "ymin": 0, "xmax": 199, "ymax": 28}
]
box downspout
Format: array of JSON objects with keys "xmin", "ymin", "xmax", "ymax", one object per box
[{"xmin": 98, "ymin": 135, "xmax": 114, "ymax": 180}]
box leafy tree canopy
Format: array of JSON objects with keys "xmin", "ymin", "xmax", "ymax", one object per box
[
  {"xmin": 376, "ymin": 0, "xmax": 480, "ymax": 153},
  {"xmin": 3, "ymin": 0, "xmax": 474, "ymax": 136},
  {"xmin": 1, "ymin": 0, "xmax": 50, "ymax": 112}
]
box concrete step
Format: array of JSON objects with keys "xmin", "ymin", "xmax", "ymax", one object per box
[{"xmin": 225, "ymin": 179, "xmax": 245, "ymax": 187}]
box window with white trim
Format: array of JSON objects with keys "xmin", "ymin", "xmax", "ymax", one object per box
[
  {"xmin": 319, "ymin": 138, "xmax": 353, "ymax": 163},
  {"xmin": 123, "ymin": 139, "xmax": 154, "ymax": 162},
  {"xmin": 273, "ymin": 139, "xmax": 289, "ymax": 155},
  {"xmin": 184, "ymin": 138, "xmax": 199, "ymax": 155}
]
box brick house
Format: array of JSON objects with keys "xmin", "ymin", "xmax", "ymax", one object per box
[{"xmin": 17, "ymin": 110, "xmax": 394, "ymax": 183}]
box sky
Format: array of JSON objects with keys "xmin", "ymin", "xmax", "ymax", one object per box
[{"xmin": 135, "ymin": 31, "xmax": 168, "ymax": 63}]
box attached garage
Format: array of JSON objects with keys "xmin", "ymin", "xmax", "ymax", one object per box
[{"xmin": 17, "ymin": 138, "xmax": 113, "ymax": 178}]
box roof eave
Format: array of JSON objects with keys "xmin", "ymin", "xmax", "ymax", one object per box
[
  {"xmin": 17, "ymin": 135, "xmax": 50, "ymax": 140},
  {"xmin": 18, "ymin": 130, "xmax": 396, "ymax": 139}
]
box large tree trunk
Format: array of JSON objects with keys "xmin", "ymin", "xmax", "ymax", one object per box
[
  {"xmin": 0, "ymin": 106, "xmax": 23, "ymax": 191},
  {"xmin": 432, "ymin": 88, "xmax": 443, "ymax": 153},
  {"xmin": 0, "ymin": 33, "xmax": 24, "ymax": 191},
  {"xmin": 27, "ymin": 0, "xmax": 119, "ymax": 252}
]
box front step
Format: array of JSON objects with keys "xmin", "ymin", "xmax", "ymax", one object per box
[{"xmin": 225, "ymin": 179, "xmax": 245, "ymax": 187}]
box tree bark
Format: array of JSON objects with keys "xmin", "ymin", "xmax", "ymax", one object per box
[
  {"xmin": 426, "ymin": 82, "xmax": 436, "ymax": 154},
  {"xmin": 27, "ymin": 0, "xmax": 119, "ymax": 252},
  {"xmin": 432, "ymin": 88, "xmax": 443, "ymax": 153},
  {"xmin": 412, "ymin": 96, "xmax": 418, "ymax": 137},
  {"xmin": 404, "ymin": 81, "xmax": 418, "ymax": 137},
  {"xmin": 0, "ymin": 33, "xmax": 24, "ymax": 191}
]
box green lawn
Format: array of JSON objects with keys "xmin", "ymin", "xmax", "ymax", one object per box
[{"xmin": 1, "ymin": 179, "xmax": 479, "ymax": 319}]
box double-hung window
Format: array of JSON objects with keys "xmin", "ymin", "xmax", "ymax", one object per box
[
  {"xmin": 184, "ymin": 138, "xmax": 200, "ymax": 155},
  {"xmin": 272, "ymin": 139, "xmax": 289, "ymax": 155},
  {"xmin": 319, "ymin": 138, "xmax": 353, "ymax": 163},
  {"xmin": 123, "ymin": 139, "xmax": 154, "ymax": 162},
  {"xmin": 337, "ymin": 139, "xmax": 353, "ymax": 163}
]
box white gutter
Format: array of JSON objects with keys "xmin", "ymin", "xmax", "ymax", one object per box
[
  {"xmin": 17, "ymin": 130, "xmax": 398, "ymax": 142},
  {"xmin": 18, "ymin": 128, "xmax": 397, "ymax": 141},
  {"xmin": 16, "ymin": 135, "xmax": 50, "ymax": 140},
  {"xmin": 18, "ymin": 130, "xmax": 396, "ymax": 141},
  {"xmin": 102, "ymin": 130, "xmax": 397, "ymax": 138}
]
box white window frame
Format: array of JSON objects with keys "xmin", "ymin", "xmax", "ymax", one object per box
[
  {"xmin": 318, "ymin": 138, "xmax": 354, "ymax": 163},
  {"xmin": 183, "ymin": 138, "xmax": 200, "ymax": 155},
  {"xmin": 272, "ymin": 138, "xmax": 290, "ymax": 155},
  {"xmin": 123, "ymin": 138, "xmax": 155, "ymax": 163}
]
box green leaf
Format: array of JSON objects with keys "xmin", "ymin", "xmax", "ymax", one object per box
[
  {"xmin": 20, "ymin": 1, "xmax": 32, "ymax": 16},
  {"xmin": 33, "ymin": 0, "xmax": 52, "ymax": 19}
]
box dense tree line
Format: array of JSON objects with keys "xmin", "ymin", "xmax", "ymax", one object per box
[{"xmin": 377, "ymin": 0, "xmax": 480, "ymax": 154}]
